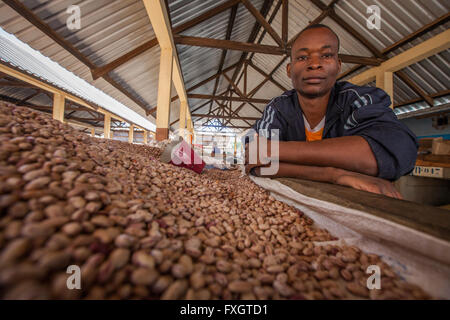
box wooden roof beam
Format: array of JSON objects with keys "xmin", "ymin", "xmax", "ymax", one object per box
[
  {"xmin": 91, "ymin": 0, "xmax": 240, "ymax": 80},
  {"xmin": 187, "ymin": 94, "xmax": 270, "ymax": 104},
  {"xmin": 309, "ymin": 0, "xmax": 383, "ymax": 58},
  {"xmin": 191, "ymin": 114, "xmax": 259, "ymax": 121},
  {"xmin": 173, "ymin": 35, "xmax": 286, "ymax": 55},
  {"xmin": 143, "ymin": 0, "xmax": 192, "ymax": 131},
  {"xmin": 241, "ymin": 0, "xmax": 283, "ymax": 47},
  {"xmin": 349, "ymin": 29, "xmax": 450, "ymax": 85}
]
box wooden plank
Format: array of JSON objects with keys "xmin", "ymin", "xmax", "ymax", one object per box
[
  {"xmin": 276, "ymin": 177, "xmax": 450, "ymax": 241},
  {"xmin": 104, "ymin": 113, "xmax": 111, "ymax": 139},
  {"xmin": 395, "ymin": 89, "xmax": 450, "ymax": 108},
  {"xmin": 143, "ymin": 130, "xmax": 148, "ymax": 144},
  {"xmin": 173, "ymin": 35, "xmax": 286, "ymax": 55},
  {"xmin": 210, "ymin": 4, "xmax": 238, "ymax": 117},
  {"xmin": 228, "ymin": 0, "xmax": 274, "ymax": 90},
  {"xmin": 376, "ymin": 71, "xmax": 393, "ymax": 109},
  {"xmin": 91, "ymin": 38, "xmax": 158, "ymax": 80},
  {"xmin": 191, "ymin": 114, "xmax": 260, "ymax": 120},
  {"xmin": 349, "ymin": 29, "xmax": 450, "ymax": 85},
  {"xmin": 310, "ymin": 0, "xmax": 383, "ymax": 58},
  {"xmin": 52, "ymin": 92, "xmax": 65, "ymax": 122},
  {"xmin": 129, "ymin": 124, "xmax": 134, "ymax": 144},
  {"xmin": 0, "ymin": 80, "xmax": 35, "ymax": 88},
  {"xmin": 187, "ymin": 94, "xmax": 270, "ymax": 104},
  {"xmin": 241, "ymin": 0, "xmax": 283, "ymax": 47},
  {"xmin": 382, "ymin": 12, "xmax": 450, "ymax": 55},
  {"xmin": 243, "ymin": 61, "xmax": 248, "ymax": 96},
  {"xmin": 200, "ymin": 124, "xmax": 251, "ymax": 129},
  {"xmin": 396, "ymin": 70, "xmax": 434, "ymax": 107},
  {"xmin": 281, "ymin": 0, "xmax": 288, "ymax": 45},
  {"xmin": 17, "ymin": 90, "xmax": 41, "ymax": 105},
  {"xmin": 144, "ymin": 0, "xmax": 192, "ymax": 131},
  {"xmin": 223, "ymin": 73, "xmax": 245, "ymax": 97},
  {"xmin": 248, "ymin": 0, "xmax": 281, "ymax": 62},
  {"xmin": 247, "ymin": 59, "xmax": 289, "ymax": 93},
  {"xmin": 179, "ymin": 100, "xmax": 187, "ymax": 132},
  {"xmin": 91, "ymin": 0, "xmax": 240, "ymax": 79},
  {"xmin": 155, "ymin": 48, "xmax": 173, "ymax": 140}
]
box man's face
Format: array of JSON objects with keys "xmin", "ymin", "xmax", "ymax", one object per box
[{"xmin": 287, "ymin": 27, "xmax": 341, "ymax": 98}]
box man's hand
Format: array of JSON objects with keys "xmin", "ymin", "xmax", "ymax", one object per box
[
  {"xmin": 334, "ymin": 170, "xmax": 402, "ymax": 199},
  {"xmin": 244, "ymin": 134, "xmax": 271, "ymax": 175}
]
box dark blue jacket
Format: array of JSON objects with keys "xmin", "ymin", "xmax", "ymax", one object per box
[{"xmin": 250, "ymin": 81, "xmax": 418, "ymax": 181}]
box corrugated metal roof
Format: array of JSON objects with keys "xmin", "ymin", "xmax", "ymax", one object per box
[
  {"xmin": 0, "ymin": 0, "xmax": 448, "ymax": 133},
  {"xmin": 0, "ymin": 0, "xmax": 154, "ymax": 122},
  {"xmin": 0, "ymin": 27, "xmax": 155, "ymax": 131}
]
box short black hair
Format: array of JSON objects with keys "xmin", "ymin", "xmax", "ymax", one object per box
[{"xmin": 290, "ymin": 24, "xmax": 340, "ymax": 57}]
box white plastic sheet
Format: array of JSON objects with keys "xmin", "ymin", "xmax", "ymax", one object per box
[{"xmin": 250, "ymin": 176, "xmax": 450, "ymax": 299}]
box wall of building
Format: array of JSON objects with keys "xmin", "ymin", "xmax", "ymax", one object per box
[{"xmin": 401, "ymin": 117, "xmax": 450, "ymax": 139}]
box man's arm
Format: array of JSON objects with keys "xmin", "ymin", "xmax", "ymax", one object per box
[
  {"xmin": 277, "ymin": 136, "xmax": 379, "ymax": 176},
  {"xmin": 246, "ymin": 135, "xmax": 378, "ymax": 177},
  {"xmin": 250, "ymin": 162, "xmax": 402, "ymax": 199}
]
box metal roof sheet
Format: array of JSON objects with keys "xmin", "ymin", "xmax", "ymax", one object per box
[
  {"xmin": 0, "ymin": 27, "xmax": 156, "ymax": 131},
  {"xmin": 0, "ymin": 0, "xmax": 448, "ymax": 133}
]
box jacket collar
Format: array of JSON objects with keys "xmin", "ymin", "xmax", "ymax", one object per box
[{"xmin": 289, "ymin": 83, "xmax": 342, "ymax": 139}]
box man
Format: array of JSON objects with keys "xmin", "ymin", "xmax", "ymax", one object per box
[
  {"xmin": 211, "ymin": 141, "xmax": 221, "ymax": 158},
  {"xmin": 244, "ymin": 24, "xmax": 418, "ymax": 199}
]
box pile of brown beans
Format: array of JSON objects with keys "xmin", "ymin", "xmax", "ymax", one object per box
[{"xmin": 0, "ymin": 102, "xmax": 429, "ymax": 299}]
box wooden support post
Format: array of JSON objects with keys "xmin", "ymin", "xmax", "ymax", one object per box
[
  {"xmin": 143, "ymin": 130, "xmax": 148, "ymax": 144},
  {"xmin": 129, "ymin": 124, "xmax": 134, "ymax": 143},
  {"xmin": 234, "ymin": 135, "xmax": 237, "ymax": 158},
  {"xmin": 179, "ymin": 100, "xmax": 187, "ymax": 137},
  {"xmin": 187, "ymin": 120, "xmax": 193, "ymax": 144},
  {"xmin": 52, "ymin": 93, "xmax": 65, "ymax": 122},
  {"xmin": 376, "ymin": 71, "xmax": 394, "ymax": 109},
  {"xmin": 104, "ymin": 113, "xmax": 111, "ymax": 139},
  {"xmin": 155, "ymin": 48, "xmax": 173, "ymax": 141}
]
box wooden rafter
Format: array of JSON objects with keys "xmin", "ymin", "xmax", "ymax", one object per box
[
  {"xmin": 174, "ymin": 35, "xmax": 381, "ymax": 65},
  {"xmin": 91, "ymin": 0, "xmax": 241, "ymax": 79},
  {"xmin": 338, "ymin": 12, "xmax": 450, "ymax": 80},
  {"xmin": 3, "ymin": 0, "xmax": 153, "ymax": 114},
  {"xmin": 309, "ymin": 0, "xmax": 382, "ymax": 58},
  {"xmin": 17, "ymin": 89, "xmax": 41, "ymax": 105},
  {"xmin": 227, "ymin": 0, "xmax": 274, "ymax": 90},
  {"xmin": 247, "ymin": 60, "xmax": 289, "ymax": 92},
  {"xmin": 241, "ymin": 0, "xmax": 283, "ymax": 47},
  {"xmin": 281, "ymin": 0, "xmax": 288, "ymax": 45},
  {"xmin": 173, "ymin": 35, "xmax": 286, "ymax": 55},
  {"xmin": 210, "ymin": 4, "xmax": 239, "ymax": 118},
  {"xmin": 306, "ymin": 0, "xmax": 439, "ymax": 109},
  {"xmin": 0, "ymin": 80, "xmax": 35, "ymax": 88},
  {"xmin": 287, "ymin": 0, "xmax": 339, "ymax": 47},
  {"xmin": 198, "ymin": 124, "xmax": 251, "ymax": 129},
  {"xmin": 187, "ymin": 94, "xmax": 270, "ymax": 104},
  {"xmin": 396, "ymin": 70, "xmax": 434, "ymax": 107},
  {"xmin": 382, "ymin": 12, "xmax": 450, "ymax": 55},
  {"xmin": 394, "ymin": 89, "xmax": 450, "ymax": 109}
]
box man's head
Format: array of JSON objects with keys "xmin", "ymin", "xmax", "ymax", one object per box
[{"xmin": 287, "ymin": 24, "xmax": 341, "ymax": 98}]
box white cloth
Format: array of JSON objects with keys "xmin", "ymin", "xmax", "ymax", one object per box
[{"xmin": 302, "ymin": 114, "xmax": 325, "ymax": 133}]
